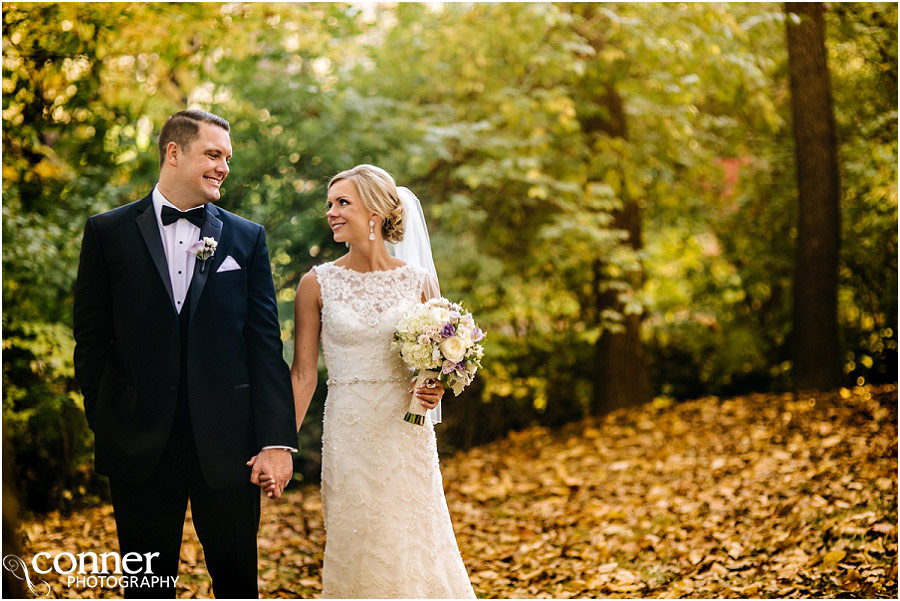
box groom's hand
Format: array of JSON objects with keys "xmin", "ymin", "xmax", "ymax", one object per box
[{"xmin": 248, "ymin": 449, "xmax": 293, "ymax": 499}]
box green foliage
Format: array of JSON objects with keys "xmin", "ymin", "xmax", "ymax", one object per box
[
  {"xmin": 3, "ymin": 2, "xmax": 896, "ymax": 511},
  {"xmin": 2, "ymin": 322, "xmax": 98, "ymax": 511},
  {"xmin": 829, "ymin": 3, "xmax": 898, "ymax": 386}
]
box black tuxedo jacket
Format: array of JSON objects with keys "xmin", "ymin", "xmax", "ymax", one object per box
[{"xmin": 73, "ymin": 193, "xmax": 296, "ymax": 489}]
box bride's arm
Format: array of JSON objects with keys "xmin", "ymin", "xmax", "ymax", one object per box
[{"xmin": 290, "ymin": 269, "xmax": 322, "ymax": 432}]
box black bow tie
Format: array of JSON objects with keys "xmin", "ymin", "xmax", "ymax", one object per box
[{"xmin": 161, "ymin": 205, "xmax": 205, "ymax": 228}]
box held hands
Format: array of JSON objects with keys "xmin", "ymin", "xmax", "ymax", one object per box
[
  {"xmin": 246, "ymin": 448, "xmax": 293, "ymax": 499},
  {"xmin": 409, "ymin": 376, "xmax": 444, "ymax": 410},
  {"xmin": 249, "ymin": 381, "xmax": 444, "ymax": 498}
]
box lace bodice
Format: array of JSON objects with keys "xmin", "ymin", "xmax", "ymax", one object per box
[{"xmin": 314, "ymin": 262, "xmax": 425, "ymax": 385}]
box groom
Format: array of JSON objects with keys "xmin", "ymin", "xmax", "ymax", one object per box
[{"xmin": 73, "ymin": 110, "xmax": 296, "ymax": 598}]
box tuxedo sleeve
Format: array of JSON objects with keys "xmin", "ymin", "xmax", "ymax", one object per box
[
  {"xmin": 246, "ymin": 225, "xmax": 297, "ymax": 449},
  {"xmin": 73, "ymin": 217, "xmax": 113, "ymax": 430}
]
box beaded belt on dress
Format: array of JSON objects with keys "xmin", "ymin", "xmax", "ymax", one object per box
[{"xmin": 326, "ymin": 375, "xmax": 409, "ymax": 386}]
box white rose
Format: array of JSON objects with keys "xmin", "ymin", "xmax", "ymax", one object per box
[
  {"xmin": 440, "ymin": 336, "xmax": 466, "ymax": 364},
  {"xmin": 431, "ymin": 307, "xmax": 451, "ymax": 325},
  {"xmin": 455, "ymin": 323, "xmax": 474, "ymax": 346}
]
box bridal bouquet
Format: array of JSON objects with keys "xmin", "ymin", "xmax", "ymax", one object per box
[{"xmin": 393, "ymin": 298, "xmax": 485, "ymax": 425}]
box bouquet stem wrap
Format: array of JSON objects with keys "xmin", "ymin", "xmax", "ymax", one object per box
[{"xmin": 404, "ymin": 370, "xmax": 441, "ymax": 426}]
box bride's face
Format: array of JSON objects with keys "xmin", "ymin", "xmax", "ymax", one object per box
[{"xmin": 326, "ymin": 179, "xmax": 377, "ymax": 245}]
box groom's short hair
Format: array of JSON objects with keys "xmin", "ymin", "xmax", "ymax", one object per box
[{"xmin": 158, "ymin": 109, "xmax": 230, "ymax": 166}]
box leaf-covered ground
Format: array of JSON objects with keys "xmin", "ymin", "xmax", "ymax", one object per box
[{"xmin": 17, "ymin": 385, "xmax": 898, "ymax": 598}]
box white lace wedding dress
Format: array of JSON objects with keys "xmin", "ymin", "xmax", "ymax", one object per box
[{"xmin": 314, "ymin": 261, "xmax": 475, "ymax": 599}]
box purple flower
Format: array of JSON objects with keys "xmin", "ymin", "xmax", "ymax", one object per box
[
  {"xmin": 441, "ymin": 360, "xmax": 457, "ymax": 375},
  {"xmin": 473, "ymin": 327, "xmax": 485, "ymax": 342},
  {"xmin": 455, "ymin": 361, "xmax": 467, "ymax": 375},
  {"xmin": 440, "ymin": 323, "xmax": 456, "ymax": 338},
  {"xmin": 188, "ymin": 240, "xmax": 206, "ymax": 254}
]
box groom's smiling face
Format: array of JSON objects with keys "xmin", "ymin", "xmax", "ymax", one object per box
[{"xmin": 170, "ymin": 122, "xmax": 232, "ymax": 205}]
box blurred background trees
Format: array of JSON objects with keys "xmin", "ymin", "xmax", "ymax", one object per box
[{"xmin": 3, "ymin": 2, "xmax": 896, "ymax": 512}]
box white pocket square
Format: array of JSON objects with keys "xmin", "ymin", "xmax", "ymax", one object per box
[{"xmin": 216, "ymin": 255, "xmax": 241, "ymax": 273}]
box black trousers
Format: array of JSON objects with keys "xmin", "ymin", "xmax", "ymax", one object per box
[{"xmin": 108, "ymin": 429, "xmax": 260, "ymax": 599}]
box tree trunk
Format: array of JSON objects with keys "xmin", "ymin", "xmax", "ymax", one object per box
[
  {"xmin": 594, "ymin": 193, "xmax": 653, "ymax": 413},
  {"xmin": 571, "ymin": 4, "xmax": 653, "ymax": 414},
  {"xmin": 785, "ymin": 2, "xmax": 842, "ymax": 391},
  {"xmin": 2, "ymin": 426, "xmax": 25, "ymax": 599},
  {"xmin": 589, "ymin": 83, "xmax": 653, "ymax": 414}
]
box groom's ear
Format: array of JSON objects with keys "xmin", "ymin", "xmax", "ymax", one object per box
[{"xmin": 164, "ymin": 141, "xmax": 179, "ymax": 167}]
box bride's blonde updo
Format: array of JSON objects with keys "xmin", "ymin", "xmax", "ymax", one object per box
[{"xmin": 328, "ymin": 164, "xmax": 405, "ymax": 244}]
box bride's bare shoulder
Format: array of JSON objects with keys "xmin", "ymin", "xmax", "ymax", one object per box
[
  {"xmin": 300, "ymin": 267, "xmax": 320, "ymax": 283},
  {"xmin": 296, "ymin": 267, "xmax": 323, "ymax": 306}
]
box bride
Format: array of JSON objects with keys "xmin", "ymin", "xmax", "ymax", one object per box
[{"xmin": 265, "ymin": 164, "xmax": 475, "ymax": 598}]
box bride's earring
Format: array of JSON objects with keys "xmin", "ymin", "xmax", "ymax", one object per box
[{"xmin": 369, "ymin": 219, "xmax": 376, "ymax": 241}]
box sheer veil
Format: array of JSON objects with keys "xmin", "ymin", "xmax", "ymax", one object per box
[{"xmin": 389, "ymin": 186, "xmax": 442, "ymax": 424}]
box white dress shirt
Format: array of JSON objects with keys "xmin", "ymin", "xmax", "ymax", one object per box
[
  {"xmin": 152, "ymin": 185, "xmax": 200, "ymax": 314},
  {"xmin": 152, "ymin": 185, "xmax": 296, "ymax": 454}
]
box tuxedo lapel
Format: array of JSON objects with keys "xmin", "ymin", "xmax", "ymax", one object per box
[
  {"xmin": 135, "ymin": 195, "xmax": 177, "ymax": 312},
  {"xmin": 189, "ymin": 203, "xmax": 223, "ymax": 321}
]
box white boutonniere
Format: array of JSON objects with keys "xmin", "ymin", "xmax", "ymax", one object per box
[{"xmin": 189, "ymin": 236, "xmax": 217, "ymax": 272}]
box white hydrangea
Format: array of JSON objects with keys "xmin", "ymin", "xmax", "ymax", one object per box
[{"xmin": 400, "ymin": 340, "xmax": 438, "ymax": 370}]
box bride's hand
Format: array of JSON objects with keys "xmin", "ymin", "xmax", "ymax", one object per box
[
  {"xmin": 259, "ymin": 473, "xmax": 282, "ymax": 497},
  {"xmin": 409, "ymin": 376, "xmax": 444, "ymax": 410},
  {"xmin": 247, "ymin": 456, "xmax": 285, "ymax": 497}
]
